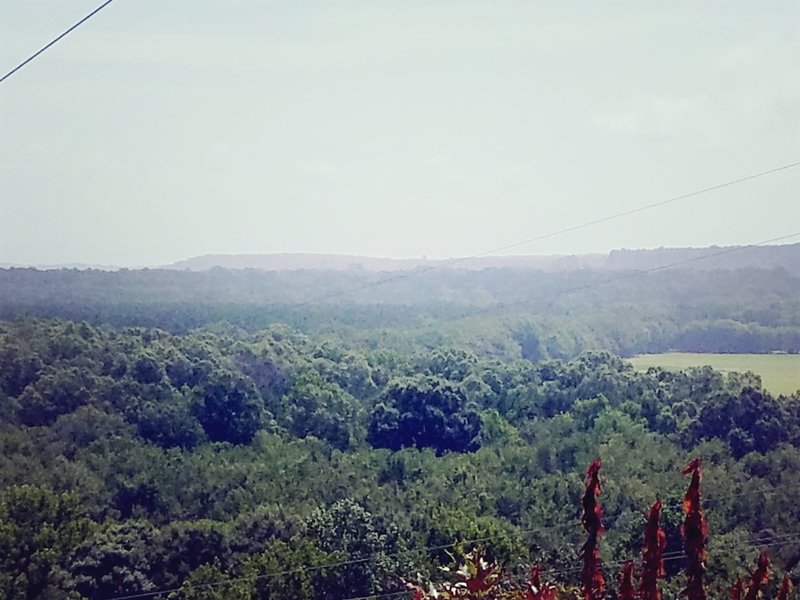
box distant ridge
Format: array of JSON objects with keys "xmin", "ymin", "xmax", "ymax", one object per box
[
  {"xmin": 165, "ymin": 252, "xmax": 606, "ymax": 272},
  {"xmin": 0, "ymin": 262, "xmax": 122, "ymax": 271},
  {"xmin": 165, "ymin": 243, "xmax": 800, "ymax": 275},
  {"xmin": 606, "ymin": 244, "xmax": 800, "ymax": 273}
]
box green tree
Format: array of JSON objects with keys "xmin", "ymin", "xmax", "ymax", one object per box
[
  {"xmin": 0, "ymin": 486, "xmax": 92, "ymax": 600},
  {"xmin": 167, "ymin": 563, "xmax": 252, "ymax": 600},
  {"xmin": 284, "ymin": 375, "xmax": 364, "ymax": 450},
  {"xmin": 63, "ymin": 520, "xmax": 159, "ymax": 599},
  {"xmin": 192, "ymin": 373, "xmax": 265, "ymax": 444},
  {"xmin": 369, "ymin": 376, "xmax": 482, "ymax": 454},
  {"xmin": 302, "ymin": 499, "xmax": 407, "ymax": 597},
  {"xmin": 17, "ymin": 368, "xmax": 93, "ymax": 426}
]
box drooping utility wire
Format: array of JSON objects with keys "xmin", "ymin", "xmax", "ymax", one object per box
[
  {"xmin": 344, "ymin": 532, "xmax": 800, "ymax": 600},
  {"xmin": 444, "ymin": 230, "xmax": 800, "ymax": 323},
  {"xmin": 106, "ymin": 533, "xmax": 800, "ymax": 600},
  {"xmin": 102, "ymin": 232, "xmax": 800, "ymax": 600},
  {"xmin": 296, "ymin": 161, "xmax": 800, "ymax": 307},
  {"xmin": 103, "ymin": 482, "xmax": 800, "ymax": 600},
  {"xmin": 541, "ymin": 531, "xmax": 800, "ymax": 578},
  {"xmin": 0, "ymin": 0, "xmax": 116, "ymax": 85}
]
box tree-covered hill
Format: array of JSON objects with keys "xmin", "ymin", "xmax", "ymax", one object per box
[
  {"xmin": 165, "ymin": 244, "xmax": 800, "ymax": 274},
  {"xmin": 1, "ymin": 320, "xmax": 799, "ymax": 599},
  {"xmin": 2, "ymin": 262, "xmax": 800, "ymax": 358}
]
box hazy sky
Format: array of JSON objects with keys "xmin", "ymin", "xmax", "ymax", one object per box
[{"xmin": 1, "ymin": 1, "xmax": 798, "ymax": 267}]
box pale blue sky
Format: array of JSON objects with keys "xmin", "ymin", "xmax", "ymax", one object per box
[{"xmin": 1, "ymin": 1, "xmax": 798, "ymax": 266}]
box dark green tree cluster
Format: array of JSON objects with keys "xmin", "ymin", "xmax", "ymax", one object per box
[
  {"xmin": 368, "ymin": 376, "xmax": 482, "ymax": 454},
  {"xmin": 1, "ymin": 319, "xmax": 799, "ymax": 599}
]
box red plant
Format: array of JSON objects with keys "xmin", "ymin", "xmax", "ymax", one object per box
[
  {"xmin": 458, "ymin": 548, "xmax": 505, "ymax": 594},
  {"xmin": 404, "ymin": 549, "xmax": 506, "ymax": 599},
  {"xmin": 681, "ymin": 458, "xmax": 708, "ymax": 600},
  {"xmin": 524, "ymin": 565, "xmax": 558, "ymax": 600},
  {"xmin": 408, "ymin": 584, "xmax": 427, "ymax": 600},
  {"xmin": 580, "ymin": 459, "xmax": 605, "ymax": 600},
  {"xmin": 776, "ymin": 573, "xmax": 793, "ymax": 600},
  {"xmin": 731, "ymin": 577, "xmax": 744, "ymax": 600},
  {"xmin": 403, "ymin": 459, "xmax": 788, "ymax": 600},
  {"xmin": 640, "ymin": 499, "xmax": 667, "ymax": 600},
  {"xmin": 744, "ymin": 552, "xmax": 770, "ymax": 600},
  {"xmin": 618, "ymin": 561, "xmax": 636, "ymax": 600}
]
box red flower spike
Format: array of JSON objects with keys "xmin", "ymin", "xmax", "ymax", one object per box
[
  {"xmin": 681, "ymin": 458, "xmax": 708, "ymax": 600},
  {"xmin": 580, "ymin": 459, "xmax": 605, "ymax": 600},
  {"xmin": 640, "ymin": 499, "xmax": 667, "ymax": 600},
  {"xmin": 744, "ymin": 552, "xmax": 771, "ymax": 600},
  {"xmin": 777, "ymin": 573, "xmax": 793, "ymax": 600},
  {"xmin": 731, "ymin": 577, "xmax": 744, "ymax": 600},
  {"xmin": 619, "ymin": 561, "xmax": 636, "ymax": 600}
]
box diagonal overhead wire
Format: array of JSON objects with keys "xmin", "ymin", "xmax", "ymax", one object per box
[
  {"xmin": 426, "ymin": 230, "xmax": 800, "ymax": 324},
  {"xmin": 0, "ymin": 0, "xmax": 116, "ymax": 85},
  {"xmin": 104, "ymin": 531, "xmax": 800, "ymax": 600},
  {"xmin": 103, "ymin": 482, "xmax": 800, "ymax": 600},
  {"xmin": 295, "ymin": 161, "xmax": 800, "ymax": 307},
  {"xmin": 460, "ymin": 161, "xmax": 800, "ymax": 259}
]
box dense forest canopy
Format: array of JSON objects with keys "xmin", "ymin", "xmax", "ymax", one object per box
[
  {"xmin": 1, "ymin": 256, "xmax": 799, "ymax": 599},
  {"xmin": 1, "ymin": 314, "xmax": 799, "ymax": 599},
  {"xmin": 1, "ymin": 260, "xmax": 800, "ymax": 358}
]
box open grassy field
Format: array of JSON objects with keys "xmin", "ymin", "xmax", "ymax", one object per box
[{"xmin": 627, "ymin": 352, "xmax": 800, "ymax": 396}]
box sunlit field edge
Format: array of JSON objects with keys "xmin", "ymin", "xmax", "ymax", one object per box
[{"xmin": 627, "ymin": 352, "xmax": 800, "ymax": 396}]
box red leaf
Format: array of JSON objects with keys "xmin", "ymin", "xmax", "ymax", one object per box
[
  {"xmin": 455, "ymin": 548, "xmax": 505, "ymax": 594},
  {"xmin": 640, "ymin": 499, "xmax": 667, "ymax": 600},
  {"xmin": 619, "ymin": 561, "xmax": 636, "ymax": 600},
  {"xmin": 744, "ymin": 552, "xmax": 770, "ymax": 600},
  {"xmin": 681, "ymin": 458, "xmax": 708, "ymax": 600},
  {"xmin": 731, "ymin": 577, "xmax": 744, "ymax": 600},
  {"xmin": 581, "ymin": 459, "xmax": 605, "ymax": 600},
  {"xmin": 776, "ymin": 573, "xmax": 793, "ymax": 600},
  {"xmin": 526, "ymin": 565, "xmax": 559, "ymax": 600}
]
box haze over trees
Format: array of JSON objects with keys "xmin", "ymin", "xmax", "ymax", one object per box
[
  {"xmin": 2, "ymin": 243, "xmax": 800, "ymax": 359},
  {"xmin": 1, "ymin": 247, "xmax": 799, "ymax": 598}
]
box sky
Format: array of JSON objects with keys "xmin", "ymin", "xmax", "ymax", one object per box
[{"xmin": 1, "ymin": 1, "xmax": 798, "ymax": 267}]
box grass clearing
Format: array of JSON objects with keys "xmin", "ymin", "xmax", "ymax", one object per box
[{"xmin": 627, "ymin": 352, "xmax": 800, "ymax": 396}]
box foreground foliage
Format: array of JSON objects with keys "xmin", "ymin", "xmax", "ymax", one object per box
[{"xmin": 408, "ymin": 461, "xmax": 792, "ymax": 600}]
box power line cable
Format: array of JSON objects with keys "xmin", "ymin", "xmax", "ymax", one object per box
[
  {"xmin": 0, "ymin": 0, "xmax": 116, "ymax": 85},
  {"xmin": 515, "ymin": 529, "xmax": 800, "ymax": 578},
  {"xmin": 116, "ymin": 532, "xmax": 800, "ymax": 600},
  {"xmin": 441, "ymin": 230, "xmax": 800, "ymax": 323},
  {"xmin": 507, "ymin": 531, "xmax": 800, "ymax": 582},
  {"xmin": 295, "ymin": 161, "xmax": 800, "ymax": 307},
  {"xmin": 340, "ymin": 592, "xmax": 409, "ymax": 600},
  {"xmin": 5, "ymin": 10, "xmax": 798, "ymax": 599},
  {"xmin": 101, "ymin": 313, "xmax": 800, "ymax": 600},
  {"xmin": 105, "ymin": 537, "xmax": 498, "ymax": 600},
  {"xmin": 106, "ymin": 482, "xmax": 800, "ymax": 599},
  {"xmin": 104, "ymin": 483, "xmax": 800, "ymax": 600},
  {"xmin": 108, "ymin": 530, "xmax": 800, "ymax": 600},
  {"xmin": 348, "ymin": 534, "xmax": 800, "ymax": 600},
  {"xmin": 108, "ymin": 235, "xmax": 800, "ymax": 599}
]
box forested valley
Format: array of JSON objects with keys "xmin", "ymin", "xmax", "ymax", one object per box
[{"xmin": 1, "ymin": 258, "xmax": 800, "ymax": 599}]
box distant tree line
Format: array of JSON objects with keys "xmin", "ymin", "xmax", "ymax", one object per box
[{"xmin": 1, "ymin": 265, "xmax": 800, "ymax": 358}]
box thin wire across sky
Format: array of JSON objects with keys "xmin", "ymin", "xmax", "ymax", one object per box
[
  {"xmin": 0, "ymin": 0, "xmax": 116, "ymax": 85},
  {"xmin": 297, "ymin": 161, "xmax": 800, "ymax": 308}
]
